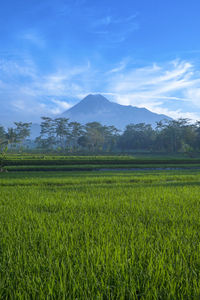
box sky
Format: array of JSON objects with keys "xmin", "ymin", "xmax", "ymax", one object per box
[{"xmin": 1, "ymin": 0, "xmax": 200, "ymax": 126}]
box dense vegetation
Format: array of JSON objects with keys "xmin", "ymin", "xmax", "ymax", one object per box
[
  {"xmin": 1, "ymin": 117, "xmax": 200, "ymax": 154},
  {"xmin": 1, "ymin": 169, "xmax": 200, "ymax": 299}
]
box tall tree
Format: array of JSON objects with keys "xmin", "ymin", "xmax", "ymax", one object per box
[
  {"xmin": 36, "ymin": 117, "xmax": 55, "ymax": 149},
  {"xmin": 102, "ymin": 125, "xmax": 120, "ymax": 152},
  {"xmin": 14, "ymin": 122, "xmax": 32, "ymax": 144},
  {"xmin": 69, "ymin": 121, "xmax": 84, "ymax": 151},
  {"xmin": 83, "ymin": 122, "xmax": 106, "ymax": 152},
  {"xmin": 54, "ymin": 118, "xmax": 70, "ymax": 150}
]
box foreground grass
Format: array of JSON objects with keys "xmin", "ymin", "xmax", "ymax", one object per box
[{"xmin": 0, "ymin": 170, "xmax": 200, "ymax": 299}]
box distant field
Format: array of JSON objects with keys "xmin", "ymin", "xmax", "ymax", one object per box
[
  {"xmin": 3, "ymin": 155, "xmax": 200, "ymax": 171},
  {"xmin": 1, "ymin": 169, "xmax": 200, "ymax": 298}
]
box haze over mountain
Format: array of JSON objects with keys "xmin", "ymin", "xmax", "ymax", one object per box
[{"xmin": 61, "ymin": 94, "xmax": 172, "ymax": 130}]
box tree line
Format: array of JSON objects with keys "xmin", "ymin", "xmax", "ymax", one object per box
[{"xmin": 1, "ymin": 117, "xmax": 200, "ymax": 153}]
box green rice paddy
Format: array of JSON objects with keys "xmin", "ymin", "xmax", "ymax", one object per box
[{"xmin": 0, "ymin": 160, "xmax": 200, "ymax": 299}]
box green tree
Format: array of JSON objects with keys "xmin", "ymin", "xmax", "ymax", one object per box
[
  {"xmin": 119, "ymin": 123, "xmax": 155, "ymax": 151},
  {"xmin": 54, "ymin": 118, "xmax": 70, "ymax": 150},
  {"xmin": 5, "ymin": 127, "xmax": 18, "ymax": 149},
  {"xmin": 83, "ymin": 122, "xmax": 106, "ymax": 152},
  {"xmin": 36, "ymin": 117, "xmax": 55, "ymax": 150},
  {"xmin": 14, "ymin": 122, "xmax": 32, "ymax": 148},
  {"xmin": 69, "ymin": 122, "xmax": 84, "ymax": 152},
  {"xmin": 102, "ymin": 125, "xmax": 120, "ymax": 152},
  {"xmin": 155, "ymin": 119, "xmax": 194, "ymax": 153}
]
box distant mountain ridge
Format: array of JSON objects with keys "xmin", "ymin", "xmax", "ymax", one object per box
[{"xmin": 61, "ymin": 94, "xmax": 171, "ymax": 129}]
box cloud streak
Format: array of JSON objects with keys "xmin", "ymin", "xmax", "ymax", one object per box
[
  {"xmin": 104, "ymin": 59, "xmax": 200, "ymax": 120},
  {"xmin": 90, "ymin": 13, "xmax": 139, "ymax": 43}
]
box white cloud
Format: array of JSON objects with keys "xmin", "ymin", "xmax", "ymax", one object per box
[
  {"xmin": 0, "ymin": 58, "xmax": 92, "ymax": 122},
  {"xmin": 185, "ymin": 88, "xmax": 200, "ymax": 108},
  {"xmin": 34, "ymin": 64, "xmax": 92, "ymax": 97},
  {"xmin": 107, "ymin": 59, "xmax": 129, "ymax": 74},
  {"xmin": 51, "ymin": 99, "xmax": 72, "ymax": 112},
  {"xmin": 0, "ymin": 58, "xmax": 36, "ymax": 78},
  {"xmin": 11, "ymin": 98, "xmax": 72, "ymax": 118},
  {"xmin": 105, "ymin": 59, "xmax": 200, "ymax": 120}
]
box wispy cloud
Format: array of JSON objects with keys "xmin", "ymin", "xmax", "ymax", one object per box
[
  {"xmin": 93, "ymin": 13, "xmax": 138, "ymax": 28},
  {"xmin": 50, "ymin": 99, "xmax": 72, "ymax": 114},
  {"xmin": 90, "ymin": 13, "xmax": 139, "ymax": 43},
  {"xmin": 107, "ymin": 58, "xmax": 129, "ymax": 74},
  {"xmin": 19, "ymin": 31, "xmax": 45, "ymax": 48},
  {"xmin": 1, "ymin": 55, "xmax": 200, "ymax": 124},
  {"xmin": 0, "ymin": 58, "xmax": 92, "ymax": 123},
  {"xmin": 0, "ymin": 57, "xmax": 36, "ymax": 78},
  {"xmin": 104, "ymin": 59, "xmax": 200, "ymax": 120}
]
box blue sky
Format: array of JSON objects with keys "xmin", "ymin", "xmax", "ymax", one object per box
[{"xmin": 1, "ymin": 0, "xmax": 200, "ymax": 125}]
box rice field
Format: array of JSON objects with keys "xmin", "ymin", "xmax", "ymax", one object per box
[
  {"xmin": 3, "ymin": 154, "xmax": 200, "ymax": 172},
  {"xmin": 0, "ymin": 169, "xmax": 200, "ymax": 299}
]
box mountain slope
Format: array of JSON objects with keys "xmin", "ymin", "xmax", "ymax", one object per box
[{"xmin": 61, "ymin": 94, "xmax": 171, "ymax": 129}]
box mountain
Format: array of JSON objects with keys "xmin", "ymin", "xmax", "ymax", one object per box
[{"xmin": 61, "ymin": 94, "xmax": 172, "ymax": 129}]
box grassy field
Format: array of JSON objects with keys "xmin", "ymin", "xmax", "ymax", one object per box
[{"xmin": 1, "ymin": 167, "xmax": 200, "ymax": 299}]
